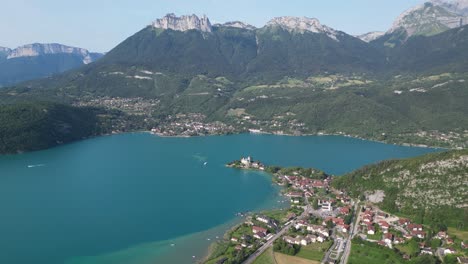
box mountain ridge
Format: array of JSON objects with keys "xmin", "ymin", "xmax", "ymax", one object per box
[
  {"xmin": 0, "ymin": 14, "xmax": 467, "ymax": 153},
  {"xmin": 6, "ymin": 43, "xmax": 102, "ymax": 64},
  {"xmin": 0, "ymin": 43, "xmax": 103, "ymax": 87}
]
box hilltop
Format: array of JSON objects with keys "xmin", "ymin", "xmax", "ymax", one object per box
[{"xmin": 333, "ymin": 149, "xmax": 468, "ymax": 229}]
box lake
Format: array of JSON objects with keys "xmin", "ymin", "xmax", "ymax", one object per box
[{"xmin": 0, "ymin": 133, "xmax": 438, "ymax": 264}]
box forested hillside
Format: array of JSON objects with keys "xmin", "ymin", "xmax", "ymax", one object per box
[
  {"xmin": 333, "ymin": 149, "xmax": 468, "ymax": 229},
  {"xmin": 0, "ymin": 103, "xmax": 115, "ymax": 154}
]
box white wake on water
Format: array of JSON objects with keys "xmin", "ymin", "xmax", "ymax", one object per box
[{"xmin": 27, "ymin": 164, "xmax": 45, "ymax": 168}]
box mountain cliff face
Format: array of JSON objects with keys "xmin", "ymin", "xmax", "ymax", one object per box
[
  {"xmin": 389, "ymin": 2, "xmax": 468, "ymax": 37},
  {"xmin": 6, "ymin": 43, "xmax": 100, "ymax": 64},
  {"xmin": 373, "ymin": 1, "xmax": 468, "ymax": 47},
  {"xmin": 357, "ymin": 31, "xmax": 385, "ymax": 42},
  {"xmin": 431, "ymin": 0, "xmax": 468, "ymax": 16},
  {"xmin": 0, "ymin": 43, "xmax": 103, "ymax": 87},
  {"xmin": 266, "ymin": 16, "xmax": 341, "ymax": 40},
  {"xmin": 217, "ymin": 21, "xmax": 256, "ymax": 30},
  {"xmin": 151, "ymin": 13, "xmax": 212, "ymax": 32}
]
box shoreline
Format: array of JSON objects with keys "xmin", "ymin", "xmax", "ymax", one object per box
[
  {"xmin": 201, "ymin": 164, "xmax": 289, "ymax": 263},
  {"xmin": 2, "ymin": 128, "xmax": 452, "ymax": 156}
]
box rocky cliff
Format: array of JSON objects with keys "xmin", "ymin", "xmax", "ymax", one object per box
[
  {"xmin": 266, "ymin": 16, "xmax": 341, "ymax": 40},
  {"xmin": 151, "ymin": 13, "xmax": 212, "ymax": 32},
  {"xmin": 6, "ymin": 43, "xmax": 101, "ymax": 64}
]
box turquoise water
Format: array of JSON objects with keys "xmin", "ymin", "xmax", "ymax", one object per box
[{"xmin": 0, "ymin": 133, "xmax": 438, "ymax": 264}]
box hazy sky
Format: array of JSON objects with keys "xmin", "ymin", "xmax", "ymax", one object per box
[{"xmin": 0, "ymin": 0, "xmax": 423, "ymax": 52}]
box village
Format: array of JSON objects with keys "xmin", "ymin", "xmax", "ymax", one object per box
[
  {"xmin": 150, "ymin": 113, "xmax": 236, "ymax": 137},
  {"xmin": 207, "ymin": 156, "xmax": 356, "ymax": 264},
  {"xmin": 352, "ymin": 204, "xmax": 467, "ymax": 263},
  {"xmin": 205, "ymin": 157, "xmax": 468, "ymax": 264}
]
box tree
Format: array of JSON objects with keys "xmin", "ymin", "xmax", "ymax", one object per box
[
  {"xmin": 430, "ymin": 239, "xmax": 441, "ymax": 249},
  {"xmin": 409, "ymin": 254, "xmax": 439, "ymax": 264},
  {"xmin": 437, "ymin": 223, "xmax": 447, "ymax": 232},
  {"xmin": 312, "ymin": 198, "xmax": 319, "ymax": 210},
  {"xmin": 407, "ymin": 239, "xmax": 420, "ymax": 257}
]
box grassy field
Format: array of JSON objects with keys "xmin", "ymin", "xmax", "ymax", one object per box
[
  {"xmin": 262, "ymin": 210, "xmax": 289, "ymax": 224},
  {"xmin": 348, "ymin": 240, "xmax": 405, "ymax": 264},
  {"xmin": 448, "ymin": 227, "xmax": 468, "ymax": 240},
  {"xmin": 295, "ymin": 241, "xmax": 332, "ymax": 261},
  {"xmin": 394, "ymin": 243, "xmax": 414, "ymax": 256},
  {"xmin": 252, "ymin": 247, "xmax": 276, "ymax": 264},
  {"xmin": 274, "ymin": 253, "xmax": 319, "ymax": 264},
  {"xmin": 366, "ymin": 231, "xmax": 383, "ymax": 241}
]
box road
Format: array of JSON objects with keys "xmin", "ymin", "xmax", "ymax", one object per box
[
  {"xmin": 321, "ymin": 229, "xmax": 338, "ymax": 264},
  {"xmin": 339, "ymin": 202, "xmax": 360, "ymax": 264},
  {"xmin": 243, "ymin": 203, "xmax": 310, "ymax": 264},
  {"xmin": 242, "ymin": 222, "xmax": 292, "ymax": 264}
]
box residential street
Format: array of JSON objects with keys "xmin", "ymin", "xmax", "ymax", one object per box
[
  {"xmin": 243, "ymin": 204, "xmax": 310, "ymax": 264},
  {"xmin": 340, "ymin": 202, "xmax": 360, "ymax": 264},
  {"xmin": 242, "ymin": 222, "xmax": 292, "ymax": 264}
]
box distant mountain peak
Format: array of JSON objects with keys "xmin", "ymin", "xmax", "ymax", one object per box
[
  {"xmin": 356, "ymin": 31, "xmax": 385, "ymax": 42},
  {"xmin": 430, "ymin": 0, "xmax": 468, "ymax": 15},
  {"xmin": 6, "ymin": 43, "xmax": 101, "ymax": 64},
  {"xmin": 151, "ymin": 13, "xmax": 212, "ymax": 33},
  {"xmin": 218, "ymin": 21, "xmax": 256, "ymax": 30},
  {"xmin": 266, "ymin": 16, "xmax": 340, "ymax": 40},
  {"xmin": 389, "ymin": 2, "xmax": 468, "ymax": 37}
]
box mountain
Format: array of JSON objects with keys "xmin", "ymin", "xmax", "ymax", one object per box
[
  {"xmin": 374, "ymin": 2, "xmax": 468, "ymax": 47},
  {"xmin": 216, "ymin": 21, "xmax": 256, "ymax": 30},
  {"xmin": 0, "ymin": 47, "xmax": 11, "ymax": 58},
  {"xmin": 152, "ymin": 13, "xmax": 212, "ymax": 32},
  {"xmin": 265, "ymin": 16, "xmax": 341, "ymax": 40},
  {"xmin": 0, "ymin": 43, "xmax": 103, "ymax": 87},
  {"xmin": 0, "ymin": 14, "xmax": 467, "ymax": 153},
  {"xmin": 356, "ymin": 31, "xmax": 385, "ymax": 42},
  {"xmin": 20, "ymin": 14, "xmax": 380, "ymax": 97},
  {"xmin": 333, "ymin": 149, "xmax": 468, "ymax": 228},
  {"xmin": 388, "ymin": 25, "xmax": 468, "ymax": 72},
  {"xmin": 431, "ymin": 0, "xmax": 468, "ymax": 16}
]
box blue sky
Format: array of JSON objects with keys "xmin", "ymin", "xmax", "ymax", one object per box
[{"xmin": 0, "ymin": 0, "xmax": 422, "ymax": 52}]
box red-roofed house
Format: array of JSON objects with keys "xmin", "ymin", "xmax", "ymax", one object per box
[
  {"xmin": 384, "ymin": 233, "xmax": 393, "ymax": 244},
  {"xmin": 339, "ymin": 207, "xmax": 350, "ymax": 215},
  {"xmin": 407, "ymin": 224, "xmax": 423, "ymax": 232},
  {"xmin": 398, "ymin": 218, "xmax": 410, "ymax": 226},
  {"xmin": 252, "ymin": 226, "xmax": 267, "ymax": 235},
  {"xmin": 411, "ymin": 230, "xmax": 426, "ymax": 239}
]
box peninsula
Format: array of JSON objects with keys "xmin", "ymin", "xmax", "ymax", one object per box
[{"xmin": 204, "ymin": 149, "xmax": 468, "ymax": 264}]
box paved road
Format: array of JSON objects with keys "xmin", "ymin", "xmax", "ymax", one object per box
[
  {"xmin": 242, "ymin": 222, "xmax": 292, "ymax": 264},
  {"xmin": 340, "ymin": 202, "xmax": 360, "ymax": 264},
  {"xmin": 322, "ymin": 229, "xmax": 337, "ymax": 264},
  {"xmin": 243, "ymin": 203, "xmax": 310, "ymax": 264}
]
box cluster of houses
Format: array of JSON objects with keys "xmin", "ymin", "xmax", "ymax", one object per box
[
  {"xmin": 282, "ymin": 175, "xmax": 331, "ymax": 193},
  {"xmin": 359, "ymin": 207, "xmax": 417, "ymax": 247},
  {"xmin": 150, "ymin": 113, "xmax": 235, "ymax": 136},
  {"xmin": 282, "ymin": 175, "xmax": 334, "ymax": 206},
  {"xmin": 230, "ymin": 214, "xmax": 280, "ymax": 251},
  {"xmin": 323, "ymin": 216, "xmax": 351, "ymax": 233},
  {"xmin": 283, "ymin": 220, "xmax": 330, "ymax": 246},
  {"xmin": 358, "ymin": 206, "xmax": 463, "ymax": 258}
]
